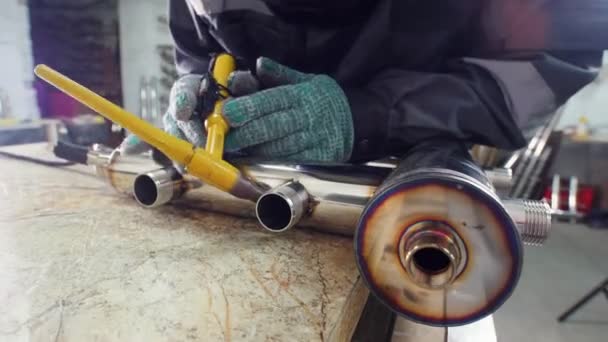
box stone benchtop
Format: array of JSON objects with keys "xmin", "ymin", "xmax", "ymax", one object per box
[{"xmin": 0, "ymin": 144, "xmax": 368, "ymax": 341}]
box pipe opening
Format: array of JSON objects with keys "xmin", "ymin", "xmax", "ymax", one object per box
[
  {"xmin": 399, "ymin": 221, "xmax": 466, "ymax": 289},
  {"xmin": 256, "ymin": 193, "xmax": 293, "ymax": 231},
  {"xmin": 412, "ymin": 247, "xmax": 451, "ymax": 275},
  {"xmin": 134, "ymin": 175, "xmax": 158, "ymax": 207}
]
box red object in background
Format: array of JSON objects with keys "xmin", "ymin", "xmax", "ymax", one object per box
[{"xmin": 544, "ymin": 183, "xmax": 595, "ymax": 215}]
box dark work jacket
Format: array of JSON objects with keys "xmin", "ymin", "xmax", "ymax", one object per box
[{"xmin": 169, "ymin": 0, "xmax": 596, "ymax": 161}]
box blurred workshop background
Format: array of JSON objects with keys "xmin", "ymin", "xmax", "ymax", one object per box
[{"xmin": 0, "ymin": 1, "xmax": 607, "ymax": 341}]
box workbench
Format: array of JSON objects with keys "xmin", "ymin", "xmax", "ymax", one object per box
[
  {"xmin": 0, "ymin": 144, "xmax": 497, "ymax": 341},
  {"xmin": 0, "ymin": 144, "xmax": 367, "ymax": 341}
]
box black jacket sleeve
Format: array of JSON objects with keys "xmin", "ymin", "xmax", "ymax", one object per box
[
  {"xmin": 169, "ymin": 0, "xmax": 223, "ymax": 75},
  {"xmin": 344, "ymin": 54, "xmax": 596, "ymax": 162}
]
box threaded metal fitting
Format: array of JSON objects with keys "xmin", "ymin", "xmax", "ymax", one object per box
[{"xmin": 503, "ymin": 199, "xmax": 552, "ymax": 246}]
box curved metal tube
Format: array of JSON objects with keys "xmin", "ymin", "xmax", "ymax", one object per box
[
  {"xmin": 85, "ymin": 146, "xmax": 550, "ymax": 240},
  {"xmin": 179, "ymin": 162, "xmax": 385, "ymax": 235}
]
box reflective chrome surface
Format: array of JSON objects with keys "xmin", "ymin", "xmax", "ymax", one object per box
[
  {"xmin": 88, "ymin": 146, "xmax": 160, "ymax": 195},
  {"xmin": 133, "ymin": 168, "xmax": 202, "ymax": 208},
  {"xmin": 503, "ymin": 199, "xmax": 552, "ymax": 246},
  {"xmin": 399, "ymin": 221, "xmax": 466, "ymax": 289},
  {"xmin": 179, "ymin": 162, "xmax": 385, "ymax": 235},
  {"xmin": 485, "ymin": 167, "xmax": 513, "ymax": 196},
  {"xmin": 256, "ymin": 181, "xmax": 310, "ymax": 232}
]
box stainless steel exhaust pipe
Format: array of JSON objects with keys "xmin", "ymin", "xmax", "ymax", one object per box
[
  {"xmin": 72, "ymin": 144, "xmax": 553, "ymax": 327},
  {"xmin": 176, "ymin": 162, "xmax": 384, "ymax": 235},
  {"xmin": 88, "ymin": 145, "xmax": 161, "ymax": 194},
  {"xmin": 133, "ymin": 168, "xmax": 202, "ymax": 208},
  {"xmin": 255, "ymin": 181, "xmax": 310, "ymax": 232},
  {"xmin": 84, "ymin": 145, "xmax": 201, "ymax": 206},
  {"xmin": 84, "ymin": 145, "xmax": 551, "ymax": 240}
]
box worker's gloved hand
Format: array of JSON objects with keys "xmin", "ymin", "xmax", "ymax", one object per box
[
  {"xmin": 223, "ymin": 58, "xmax": 354, "ymax": 162},
  {"xmin": 118, "ymin": 70, "xmax": 259, "ymax": 155},
  {"xmin": 120, "ymin": 57, "xmax": 355, "ymax": 163}
]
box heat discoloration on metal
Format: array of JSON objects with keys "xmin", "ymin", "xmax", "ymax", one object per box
[{"xmin": 355, "ymin": 178, "xmax": 522, "ymax": 326}]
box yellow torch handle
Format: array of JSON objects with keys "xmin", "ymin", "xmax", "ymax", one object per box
[
  {"xmin": 34, "ymin": 64, "xmax": 241, "ymax": 193},
  {"xmin": 205, "ymin": 53, "xmax": 235, "ymax": 159}
]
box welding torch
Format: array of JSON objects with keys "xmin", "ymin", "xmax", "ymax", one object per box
[{"xmin": 34, "ymin": 54, "xmax": 264, "ymax": 201}]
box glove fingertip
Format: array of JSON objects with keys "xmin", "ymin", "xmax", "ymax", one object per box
[
  {"xmin": 119, "ymin": 134, "xmax": 151, "ymax": 155},
  {"xmin": 228, "ymin": 71, "xmax": 260, "ymax": 96},
  {"xmin": 172, "ymin": 92, "xmax": 197, "ymax": 121},
  {"xmin": 256, "ymin": 57, "xmax": 309, "ymax": 86},
  {"xmin": 170, "ymin": 75, "xmax": 203, "ymax": 121}
]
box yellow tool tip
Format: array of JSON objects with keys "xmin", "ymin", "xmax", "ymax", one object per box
[{"xmin": 34, "ymin": 64, "xmax": 49, "ymax": 76}]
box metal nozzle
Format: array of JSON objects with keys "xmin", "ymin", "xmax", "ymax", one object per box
[
  {"xmin": 503, "ymin": 199, "xmax": 552, "ymax": 246},
  {"xmin": 399, "ymin": 221, "xmax": 466, "ymax": 289},
  {"xmin": 255, "ymin": 181, "xmax": 310, "ymax": 232},
  {"xmin": 133, "ymin": 168, "xmax": 200, "ymax": 208}
]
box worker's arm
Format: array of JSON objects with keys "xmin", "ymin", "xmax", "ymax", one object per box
[
  {"xmin": 343, "ymin": 54, "xmax": 596, "ymax": 161},
  {"xmin": 169, "ymin": 0, "xmax": 221, "ymax": 75}
]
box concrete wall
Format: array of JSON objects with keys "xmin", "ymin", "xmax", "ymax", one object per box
[
  {"xmin": 557, "ymin": 51, "xmax": 608, "ymax": 131},
  {"xmin": 0, "ymin": 1, "xmax": 39, "ymax": 120},
  {"xmin": 118, "ymin": 0, "xmax": 173, "ymax": 114}
]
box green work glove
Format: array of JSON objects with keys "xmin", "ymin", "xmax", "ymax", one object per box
[
  {"xmin": 118, "ymin": 71, "xmax": 259, "ymax": 155},
  {"xmin": 223, "ymin": 58, "xmax": 354, "ymax": 162}
]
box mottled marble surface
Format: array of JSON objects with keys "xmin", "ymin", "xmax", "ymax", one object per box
[{"xmin": 0, "ymin": 144, "xmax": 366, "ymax": 341}]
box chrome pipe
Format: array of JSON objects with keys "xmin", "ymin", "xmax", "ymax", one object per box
[
  {"xmin": 87, "ymin": 145, "xmax": 160, "ymax": 195},
  {"xmin": 134, "ymin": 168, "xmax": 202, "ymax": 208},
  {"xmin": 485, "ymin": 167, "xmax": 513, "ymax": 194},
  {"xmin": 87, "ymin": 145, "xmax": 547, "ymax": 243},
  {"xmin": 84, "ymin": 145, "xmax": 384, "ymax": 235},
  {"xmin": 178, "ymin": 162, "xmax": 385, "ymax": 236},
  {"xmin": 85, "ymin": 145, "xmax": 549, "ymax": 242},
  {"xmin": 255, "ymin": 181, "xmax": 310, "ymax": 232},
  {"xmin": 85, "ymin": 145, "xmax": 202, "ymax": 207}
]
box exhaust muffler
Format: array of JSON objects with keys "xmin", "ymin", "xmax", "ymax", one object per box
[{"xmin": 354, "ymin": 139, "xmax": 548, "ymax": 326}]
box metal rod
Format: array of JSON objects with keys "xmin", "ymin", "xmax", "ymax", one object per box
[{"xmin": 558, "ymin": 278, "xmax": 608, "ymax": 322}]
